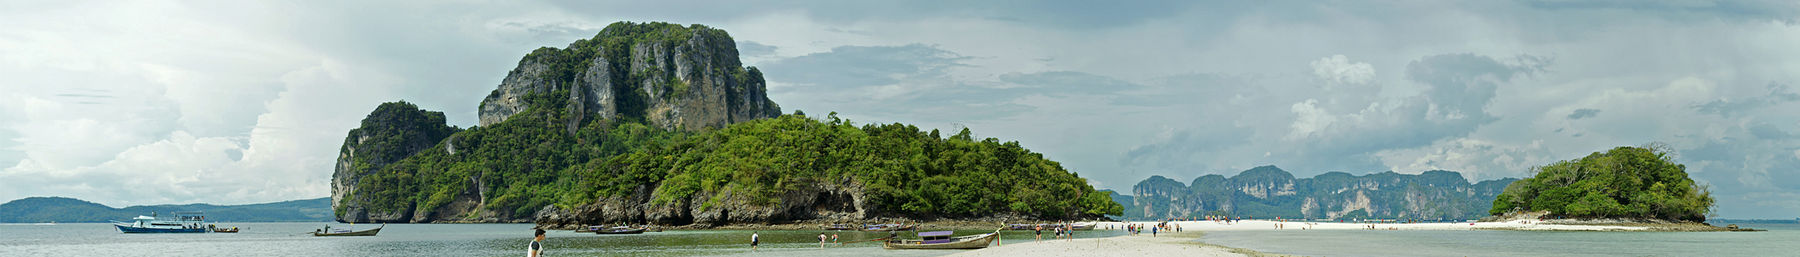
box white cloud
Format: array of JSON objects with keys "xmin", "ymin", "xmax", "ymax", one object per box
[
  {"xmin": 1286, "ymin": 99, "xmax": 1337, "ymax": 140},
  {"xmin": 1311, "ymin": 55, "xmax": 1376, "ymax": 85}
]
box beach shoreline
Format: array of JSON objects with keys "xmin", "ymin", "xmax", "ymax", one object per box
[
  {"xmin": 940, "ymin": 218, "xmax": 1751, "ymax": 256},
  {"xmin": 944, "ymin": 228, "xmax": 1273, "ymax": 257}
]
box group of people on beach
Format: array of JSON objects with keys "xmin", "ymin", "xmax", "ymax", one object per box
[
  {"xmin": 1204, "ymin": 215, "xmax": 1242, "ymax": 224},
  {"xmin": 1122, "ymin": 221, "xmax": 1180, "ymax": 237},
  {"xmin": 1033, "ymin": 222, "xmax": 1079, "ymax": 242}
]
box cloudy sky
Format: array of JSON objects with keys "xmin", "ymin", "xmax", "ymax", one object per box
[{"xmin": 3, "ymin": 0, "xmax": 1798, "ymax": 218}]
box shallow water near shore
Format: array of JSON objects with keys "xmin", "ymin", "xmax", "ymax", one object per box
[
  {"xmin": 1200, "ymin": 223, "xmax": 1800, "ymax": 257},
  {"xmin": 0, "ymin": 222, "xmax": 1121, "ymax": 257}
]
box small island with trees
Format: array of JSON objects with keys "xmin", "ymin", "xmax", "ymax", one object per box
[{"xmin": 1484, "ymin": 145, "xmax": 1755, "ymax": 231}]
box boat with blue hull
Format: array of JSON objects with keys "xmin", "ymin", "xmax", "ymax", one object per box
[{"xmin": 112, "ymin": 212, "xmax": 217, "ymax": 233}]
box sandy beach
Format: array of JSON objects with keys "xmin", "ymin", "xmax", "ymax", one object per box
[
  {"xmin": 946, "ymin": 219, "xmax": 1651, "ymax": 256},
  {"xmin": 1115, "ymin": 219, "xmax": 1650, "ymax": 232},
  {"xmin": 945, "ymin": 228, "xmax": 1255, "ymax": 257}
]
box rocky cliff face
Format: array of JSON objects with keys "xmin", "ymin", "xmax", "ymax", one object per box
[
  {"xmin": 331, "ymin": 101, "xmax": 460, "ymax": 222},
  {"xmin": 1127, "ymin": 166, "xmax": 1516, "ymax": 220},
  {"xmin": 478, "ymin": 22, "xmax": 779, "ymax": 131},
  {"xmin": 333, "ymin": 22, "xmax": 785, "ymax": 224}
]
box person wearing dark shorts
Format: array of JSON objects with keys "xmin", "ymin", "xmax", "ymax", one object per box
[{"xmin": 750, "ymin": 231, "xmax": 760, "ymax": 251}]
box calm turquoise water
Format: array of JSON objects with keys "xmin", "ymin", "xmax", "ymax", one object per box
[
  {"xmin": 0, "ymin": 223, "xmax": 1117, "ymax": 257},
  {"xmin": 1201, "ymin": 223, "xmax": 1800, "ymax": 257}
]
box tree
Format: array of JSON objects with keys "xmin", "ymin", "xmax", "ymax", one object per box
[{"xmin": 1489, "ymin": 145, "xmax": 1713, "ymax": 221}]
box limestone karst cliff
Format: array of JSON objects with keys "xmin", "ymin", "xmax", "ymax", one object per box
[
  {"xmin": 1125, "ymin": 166, "xmax": 1516, "ymax": 220},
  {"xmin": 477, "ymin": 22, "xmax": 779, "ymax": 131},
  {"xmin": 331, "ymin": 22, "xmax": 1121, "ymax": 225},
  {"xmin": 331, "ymin": 101, "xmax": 460, "ymax": 222}
]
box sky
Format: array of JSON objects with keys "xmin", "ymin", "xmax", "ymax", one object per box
[{"xmin": 1, "ymin": 0, "xmax": 1797, "ymax": 218}]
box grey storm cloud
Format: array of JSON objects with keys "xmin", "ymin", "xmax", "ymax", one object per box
[
  {"xmin": 735, "ymin": 41, "xmax": 778, "ymax": 57},
  {"xmin": 1294, "ymin": 54, "xmax": 1542, "ymax": 169},
  {"xmin": 1566, "ymin": 108, "xmax": 1601, "ymax": 120},
  {"xmin": 760, "ymin": 44, "xmax": 971, "ymax": 88},
  {"xmin": 1692, "ymin": 83, "xmax": 1800, "ymax": 118},
  {"xmin": 544, "ymin": 0, "xmax": 1200, "ymax": 29},
  {"xmin": 1522, "ymin": 0, "xmax": 1800, "ymax": 24}
]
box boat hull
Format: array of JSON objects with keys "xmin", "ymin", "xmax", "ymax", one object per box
[
  {"xmin": 883, "ymin": 232, "xmax": 997, "ymax": 250},
  {"xmin": 115, "ymin": 224, "xmax": 207, "ymax": 233},
  {"xmin": 313, "ymin": 226, "xmax": 381, "ymax": 236},
  {"xmin": 595, "ymin": 228, "xmax": 646, "ymax": 234}
]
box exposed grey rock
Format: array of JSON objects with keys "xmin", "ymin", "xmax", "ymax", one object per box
[
  {"xmin": 475, "ymin": 24, "xmax": 779, "ymax": 131},
  {"xmin": 1129, "ymin": 166, "xmax": 1517, "ymax": 220},
  {"xmin": 478, "ymin": 58, "xmax": 553, "ymax": 126}
]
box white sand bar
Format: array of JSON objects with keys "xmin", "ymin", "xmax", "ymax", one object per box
[
  {"xmin": 946, "ymin": 231, "xmax": 1247, "ymax": 257},
  {"xmin": 946, "ymin": 219, "xmax": 1647, "ymax": 257}
]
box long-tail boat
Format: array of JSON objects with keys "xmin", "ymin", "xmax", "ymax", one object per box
[
  {"xmin": 883, "ymin": 230, "xmax": 998, "ymax": 250},
  {"xmin": 313, "ymin": 224, "xmax": 383, "ymax": 236}
]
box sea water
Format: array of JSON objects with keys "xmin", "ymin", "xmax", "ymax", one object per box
[
  {"xmin": 1200, "ymin": 223, "xmax": 1800, "ymax": 257},
  {"xmin": 0, "ymin": 222, "xmax": 1116, "ymax": 257}
]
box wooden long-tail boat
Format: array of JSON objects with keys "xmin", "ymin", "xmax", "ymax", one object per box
[
  {"xmin": 313, "ymin": 224, "xmax": 382, "ymax": 236},
  {"xmin": 1070, "ymin": 222, "xmax": 1097, "ymax": 230},
  {"xmin": 883, "ymin": 230, "xmax": 998, "ymax": 250},
  {"xmin": 864, "ymin": 224, "xmax": 917, "ymax": 231},
  {"xmin": 594, "ymin": 227, "xmax": 646, "ymax": 234},
  {"xmin": 823, "ymin": 224, "xmax": 857, "ymax": 231}
]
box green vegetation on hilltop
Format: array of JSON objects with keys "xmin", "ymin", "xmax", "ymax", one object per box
[
  {"xmin": 354, "ymin": 91, "xmax": 684, "ymax": 218},
  {"xmin": 1489, "ymin": 145, "xmax": 1714, "ymax": 222},
  {"xmin": 569, "ymin": 112, "xmax": 1122, "ymax": 218},
  {"xmin": 350, "ymin": 90, "xmax": 1121, "ymax": 220}
]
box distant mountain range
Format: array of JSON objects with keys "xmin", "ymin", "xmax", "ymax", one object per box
[
  {"xmin": 0, "ymin": 197, "xmax": 332, "ymax": 223},
  {"xmin": 1106, "ymin": 166, "xmax": 1517, "ymax": 221}
]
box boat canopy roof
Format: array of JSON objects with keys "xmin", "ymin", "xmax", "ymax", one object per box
[{"xmin": 918, "ymin": 231, "xmax": 954, "ymax": 237}]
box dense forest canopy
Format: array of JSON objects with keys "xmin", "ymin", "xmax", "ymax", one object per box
[
  {"xmin": 349, "ymin": 90, "xmax": 1121, "ymax": 220},
  {"xmin": 1489, "ymin": 145, "xmax": 1715, "ymax": 221}
]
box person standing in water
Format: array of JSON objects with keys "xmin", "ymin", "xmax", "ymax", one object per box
[
  {"xmin": 818, "ymin": 233, "xmax": 827, "ymax": 248},
  {"xmin": 528, "ymin": 229, "xmax": 545, "ymax": 257},
  {"xmin": 750, "ymin": 231, "xmax": 760, "ymax": 251}
]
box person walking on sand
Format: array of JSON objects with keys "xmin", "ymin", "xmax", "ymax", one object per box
[
  {"xmin": 528, "ymin": 229, "xmax": 546, "ymax": 257},
  {"xmin": 750, "ymin": 231, "xmax": 760, "ymax": 251},
  {"xmin": 1150, "ymin": 225, "xmax": 1157, "ymax": 237}
]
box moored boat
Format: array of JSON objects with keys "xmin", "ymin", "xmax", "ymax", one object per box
[
  {"xmin": 1004, "ymin": 223, "xmax": 1094, "ymax": 231},
  {"xmin": 112, "ymin": 212, "xmax": 212, "ymax": 233},
  {"xmin": 883, "ymin": 230, "xmax": 999, "ymax": 250},
  {"xmin": 313, "ymin": 224, "xmax": 383, "ymax": 236},
  {"xmin": 595, "ymin": 226, "xmax": 646, "ymax": 234},
  {"xmin": 1070, "ymin": 222, "xmax": 1096, "ymax": 230},
  {"xmin": 864, "ymin": 224, "xmax": 917, "ymax": 231},
  {"xmin": 824, "ymin": 224, "xmax": 856, "ymax": 230}
]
